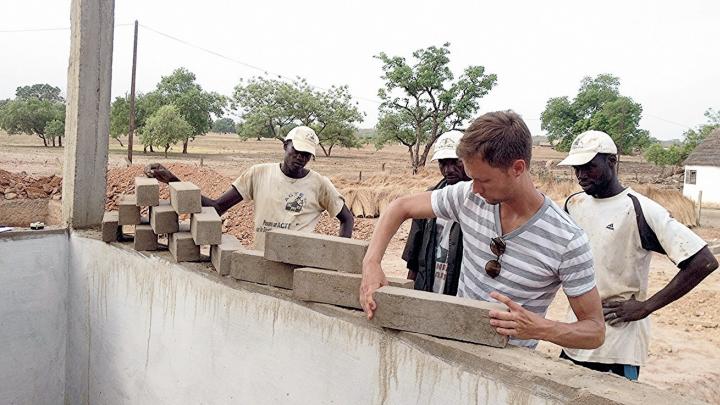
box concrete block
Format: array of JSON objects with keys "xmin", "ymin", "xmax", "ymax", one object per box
[
  {"xmin": 230, "ymin": 249, "xmax": 296, "ymax": 289},
  {"xmin": 135, "ymin": 177, "xmax": 159, "ymax": 207},
  {"xmin": 168, "ymin": 232, "xmax": 200, "ymax": 262},
  {"xmin": 101, "ymin": 211, "xmax": 119, "ymax": 242},
  {"xmin": 169, "ymin": 181, "xmax": 201, "ymax": 214},
  {"xmin": 371, "ymin": 286, "xmax": 509, "ymax": 348},
  {"xmin": 292, "ymin": 268, "xmax": 413, "ymax": 309},
  {"xmin": 150, "ymin": 200, "xmax": 178, "ymax": 234},
  {"xmin": 211, "ymin": 234, "xmax": 242, "ymax": 276},
  {"xmin": 134, "ymin": 224, "xmax": 158, "ymax": 251},
  {"xmin": 264, "ymin": 229, "xmax": 369, "ymax": 273},
  {"xmin": 191, "ymin": 207, "xmax": 222, "ymax": 245},
  {"xmin": 118, "ymin": 195, "xmax": 141, "ymax": 225}
]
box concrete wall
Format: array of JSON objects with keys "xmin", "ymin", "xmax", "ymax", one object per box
[
  {"xmin": 683, "ymin": 165, "xmax": 720, "ymax": 205},
  {"xmin": 0, "ymin": 231, "xmax": 704, "ymax": 404},
  {"xmin": 0, "ymin": 231, "xmax": 68, "ymax": 405}
]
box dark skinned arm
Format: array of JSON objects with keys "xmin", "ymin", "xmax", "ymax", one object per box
[
  {"xmin": 336, "ymin": 204, "xmax": 354, "ymax": 238},
  {"xmin": 603, "ymin": 247, "xmax": 719, "ymax": 325},
  {"xmin": 144, "ymin": 163, "xmax": 244, "ymax": 216}
]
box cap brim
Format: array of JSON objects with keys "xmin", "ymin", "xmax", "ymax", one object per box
[
  {"xmin": 557, "ymin": 152, "xmax": 598, "ymax": 166},
  {"xmin": 430, "ymin": 149, "xmax": 458, "ymax": 162},
  {"xmin": 290, "ymin": 139, "xmax": 316, "ymax": 156}
]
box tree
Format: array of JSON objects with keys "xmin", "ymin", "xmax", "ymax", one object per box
[
  {"xmin": 140, "ymin": 105, "xmax": 192, "ymax": 158},
  {"xmin": 373, "ymin": 43, "xmax": 497, "ymax": 173},
  {"xmin": 212, "ymin": 117, "xmax": 236, "ymax": 133},
  {"xmin": 307, "ymin": 85, "xmax": 364, "ymax": 156},
  {"xmin": 541, "ymin": 74, "xmax": 649, "ymax": 155},
  {"xmin": 153, "ymin": 68, "xmax": 226, "ymax": 153},
  {"xmin": 233, "ymin": 77, "xmax": 300, "ymax": 140},
  {"xmin": 109, "ymin": 96, "xmax": 130, "ymax": 146},
  {"xmin": 15, "ymin": 84, "xmax": 64, "ymax": 102},
  {"xmin": 0, "ymin": 98, "xmax": 65, "ymax": 147}
]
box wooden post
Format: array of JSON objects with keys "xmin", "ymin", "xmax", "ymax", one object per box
[
  {"xmin": 697, "ymin": 190, "xmax": 703, "ymax": 227},
  {"xmin": 358, "ymin": 171, "xmax": 362, "ymax": 182},
  {"xmin": 127, "ymin": 20, "xmax": 138, "ymax": 163}
]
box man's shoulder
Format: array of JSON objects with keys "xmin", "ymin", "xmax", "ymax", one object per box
[{"xmin": 542, "ymin": 198, "xmax": 587, "ymax": 238}]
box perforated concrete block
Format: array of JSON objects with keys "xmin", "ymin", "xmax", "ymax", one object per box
[
  {"xmin": 134, "ymin": 224, "xmax": 158, "ymax": 251},
  {"xmin": 211, "ymin": 234, "xmax": 242, "ymax": 276},
  {"xmin": 292, "ymin": 268, "xmax": 413, "ymax": 309},
  {"xmin": 101, "ymin": 211, "xmax": 119, "ymax": 242},
  {"xmin": 150, "ymin": 200, "xmax": 178, "ymax": 234},
  {"xmin": 191, "ymin": 206, "xmax": 222, "ymax": 245},
  {"xmin": 169, "ymin": 181, "xmax": 201, "ymax": 214},
  {"xmin": 135, "ymin": 177, "xmax": 159, "ymax": 207},
  {"xmin": 264, "ymin": 229, "xmax": 369, "ymax": 273},
  {"xmin": 371, "ymin": 286, "xmax": 509, "ymax": 348},
  {"xmin": 169, "ymin": 232, "xmax": 200, "ymax": 262},
  {"xmin": 118, "ymin": 194, "xmax": 141, "ymax": 225},
  {"xmin": 230, "ymin": 249, "xmax": 296, "ymax": 289}
]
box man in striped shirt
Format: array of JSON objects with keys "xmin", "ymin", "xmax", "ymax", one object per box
[{"xmin": 360, "ymin": 111, "xmax": 605, "ymax": 349}]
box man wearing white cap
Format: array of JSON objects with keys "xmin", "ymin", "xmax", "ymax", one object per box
[
  {"xmin": 558, "ymin": 130, "xmax": 718, "ymax": 380},
  {"xmin": 402, "ymin": 130, "xmax": 470, "ymax": 295},
  {"xmin": 145, "ymin": 126, "xmax": 354, "ymax": 249}
]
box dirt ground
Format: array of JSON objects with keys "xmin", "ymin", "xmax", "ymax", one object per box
[{"xmin": 1, "ymin": 132, "xmax": 719, "ymax": 402}]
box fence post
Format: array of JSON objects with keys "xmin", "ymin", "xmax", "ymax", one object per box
[{"xmin": 697, "ymin": 190, "xmax": 703, "ymax": 227}]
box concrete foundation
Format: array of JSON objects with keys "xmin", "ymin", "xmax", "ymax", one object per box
[{"xmin": 0, "ymin": 230, "xmax": 707, "ymax": 405}]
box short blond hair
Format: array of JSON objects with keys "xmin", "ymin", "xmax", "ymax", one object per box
[{"xmin": 456, "ymin": 110, "xmax": 532, "ymax": 168}]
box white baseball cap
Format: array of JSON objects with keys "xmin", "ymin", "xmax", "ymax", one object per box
[
  {"xmin": 558, "ymin": 130, "xmax": 618, "ymax": 166},
  {"xmin": 430, "ymin": 130, "xmax": 463, "ymax": 161},
  {"xmin": 285, "ymin": 126, "xmax": 319, "ymax": 156}
]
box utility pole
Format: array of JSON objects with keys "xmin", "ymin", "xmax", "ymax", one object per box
[{"xmin": 128, "ymin": 20, "xmax": 138, "ymax": 163}]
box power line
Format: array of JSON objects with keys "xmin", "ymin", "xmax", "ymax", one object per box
[
  {"xmin": 643, "ymin": 113, "xmax": 692, "ymax": 129},
  {"xmin": 0, "ymin": 23, "xmax": 132, "ymax": 33},
  {"xmin": 137, "ymin": 23, "xmax": 383, "ymax": 105}
]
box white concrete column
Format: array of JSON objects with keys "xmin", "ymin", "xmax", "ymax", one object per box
[{"xmin": 62, "ymin": 0, "xmax": 115, "ymax": 228}]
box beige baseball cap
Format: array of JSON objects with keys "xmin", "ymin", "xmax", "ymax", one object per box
[
  {"xmin": 558, "ymin": 130, "xmax": 618, "ymax": 166},
  {"xmin": 431, "ymin": 130, "xmax": 463, "ymax": 161},
  {"xmin": 285, "ymin": 126, "xmax": 319, "ymax": 156}
]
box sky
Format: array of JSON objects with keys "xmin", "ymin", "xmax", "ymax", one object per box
[{"xmin": 0, "ymin": 0, "xmax": 718, "ymax": 140}]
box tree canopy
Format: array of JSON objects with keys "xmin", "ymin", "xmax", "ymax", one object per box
[
  {"xmin": 212, "ymin": 117, "xmax": 236, "ymax": 133},
  {"xmin": 373, "ymin": 43, "xmax": 497, "ymax": 173},
  {"xmin": 0, "ymin": 83, "xmax": 66, "ymax": 147},
  {"xmin": 541, "ymin": 74, "xmax": 650, "ymax": 154},
  {"xmin": 140, "ymin": 105, "xmax": 193, "ymax": 158},
  {"xmin": 233, "ymin": 77, "xmax": 364, "ymax": 156}
]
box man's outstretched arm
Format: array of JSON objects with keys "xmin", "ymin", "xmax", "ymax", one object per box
[
  {"xmin": 360, "ymin": 191, "xmax": 435, "ymax": 319},
  {"xmin": 336, "ymin": 204, "xmax": 354, "ymax": 238},
  {"xmin": 144, "ymin": 163, "xmax": 243, "ymax": 215}
]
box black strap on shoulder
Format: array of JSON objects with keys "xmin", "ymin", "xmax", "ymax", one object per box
[
  {"xmin": 628, "ymin": 193, "xmax": 666, "ymax": 254},
  {"xmin": 563, "ymin": 191, "xmax": 585, "ymax": 214}
]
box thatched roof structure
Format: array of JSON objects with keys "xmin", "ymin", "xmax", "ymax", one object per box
[{"xmin": 685, "ymin": 128, "xmax": 720, "ymax": 167}]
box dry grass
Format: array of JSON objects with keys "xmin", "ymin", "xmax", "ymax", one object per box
[{"xmin": 634, "ymin": 185, "xmax": 698, "ymax": 227}]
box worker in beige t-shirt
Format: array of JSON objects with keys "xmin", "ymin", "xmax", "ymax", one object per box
[
  {"xmin": 145, "ymin": 126, "xmax": 354, "ymax": 249},
  {"xmin": 557, "ymin": 130, "xmax": 718, "ymax": 380}
]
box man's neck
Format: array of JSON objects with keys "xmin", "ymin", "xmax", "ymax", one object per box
[
  {"xmin": 593, "ymin": 179, "xmax": 625, "ymax": 199},
  {"xmin": 498, "ymin": 176, "xmax": 545, "ymax": 235},
  {"xmin": 280, "ymin": 163, "xmax": 309, "ymax": 179}
]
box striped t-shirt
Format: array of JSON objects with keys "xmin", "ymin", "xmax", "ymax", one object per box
[{"xmin": 431, "ymin": 181, "xmax": 596, "ymax": 348}]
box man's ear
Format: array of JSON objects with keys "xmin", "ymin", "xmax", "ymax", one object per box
[
  {"xmin": 511, "ymin": 159, "xmax": 527, "ymax": 177},
  {"xmin": 607, "ymin": 154, "xmax": 618, "ymax": 170}
]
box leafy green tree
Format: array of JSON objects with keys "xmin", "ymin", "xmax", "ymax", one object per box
[
  {"xmin": 309, "ymin": 85, "xmax": 364, "ymax": 156},
  {"xmin": 212, "ymin": 117, "xmax": 236, "ymax": 133},
  {"xmin": 141, "ymin": 105, "xmax": 192, "ymax": 158},
  {"xmin": 44, "ymin": 119, "xmax": 65, "ymax": 146},
  {"xmin": 15, "ymin": 84, "xmax": 64, "ymax": 102},
  {"xmin": 541, "ymin": 74, "xmax": 648, "ymax": 155},
  {"xmin": 233, "ymin": 77, "xmax": 301, "ymax": 140},
  {"xmin": 374, "ymin": 43, "xmax": 497, "ymax": 173},
  {"xmin": 152, "ymin": 68, "xmax": 226, "ymax": 153},
  {"xmin": 0, "ymin": 97, "xmax": 65, "ymax": 147},
  {"xmin": 109, "ymin": 96, "xmax": 130, "ymax": 146}
]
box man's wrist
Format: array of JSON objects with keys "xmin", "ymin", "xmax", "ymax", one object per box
[{"xmin": 534, "ymin": 317, "xmax": 557, "ymax": 342}]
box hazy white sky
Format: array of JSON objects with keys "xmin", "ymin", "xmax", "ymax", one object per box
[{"xmin": 1, "ymin": 0, "xmax": 718, "ymax": 140}]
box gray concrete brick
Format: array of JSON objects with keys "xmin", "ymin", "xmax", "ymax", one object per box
[
  {"xmin": 169, "ymin": 181, "xmax": 202, "ymax": 214},
  {"xmin": 134, "ymin": 224, "xmax": 158, "ymax": 251},
  {"xmin": 191, "ymin": 206, "xmax": 222, "ymax": 245},
  {"xmin": 150, "ymin": 200, "xmax": 178, "ymax": 234},
  {"xmin": 230, "ymin": 249, "xmax": 296, "ymax": 289},
  {"xmin": 101, "ymin": 211, "xmax": 119, "ymax": 242},
  {"xmin": 134, "ymin": 177, "xmax": 159, "ymax": 207},
  {"xmin": 292, "ymin": 268, "xmax": 413, "ymax": 309},
  {"xmin": 264, "ymin": 229, "xmax": 369, "ymax": 273},
  {"xmin": 211, "ymin": 234, "xmax": 242, "ymax": 276},
  {"xmin": 169, "ymin": 232, "xmax": 200, "ymax": 262},
  {"xmin": 371, "ymin": 286, "xmax": 509, "ymax": 348},
  {"xmin": 118, "ymin": 194, "xmax": 141, "ymax": 225}
]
